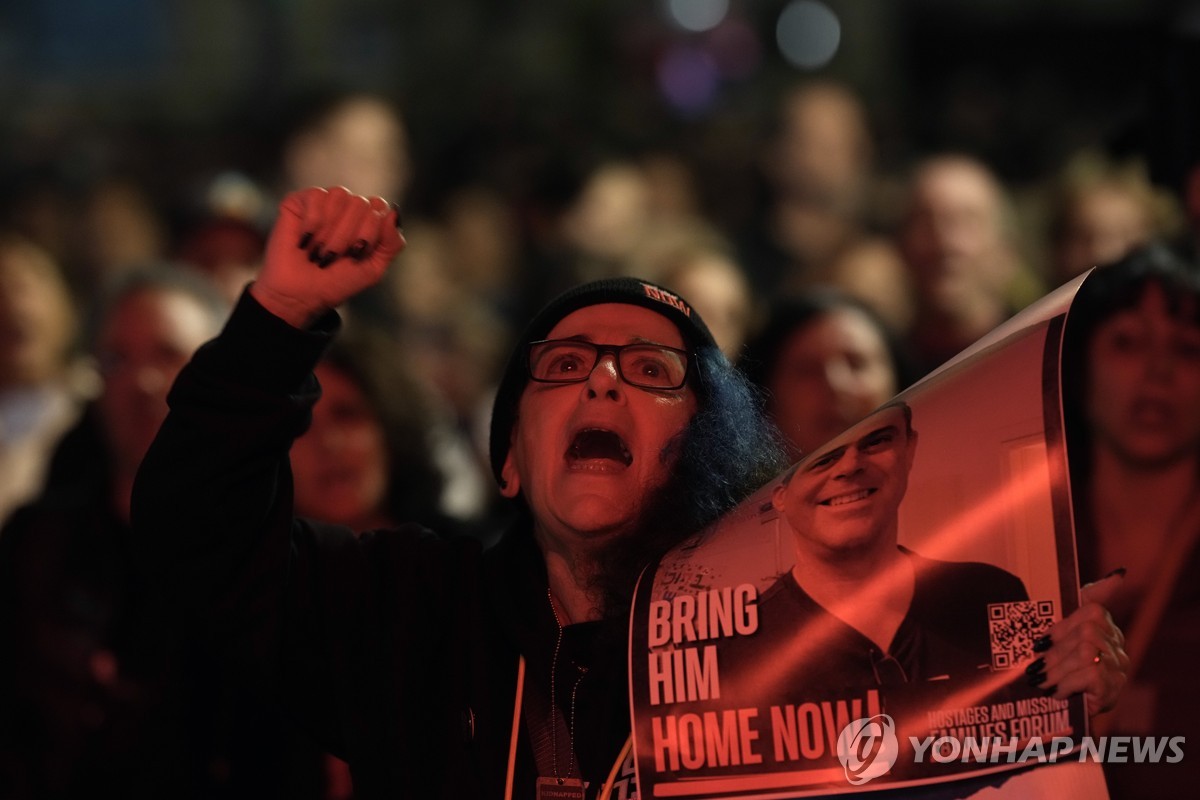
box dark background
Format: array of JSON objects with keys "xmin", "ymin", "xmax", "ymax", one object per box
[{"xmin": 1, "ymin": 0, "xmax": 1197, "ymax": 234}]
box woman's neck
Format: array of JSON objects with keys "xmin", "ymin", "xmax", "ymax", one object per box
[
  {"xmin": 540, "ymin": 538, "xmax": 607, "ymax": 625},
  {"xmin": 1091, "ymin": 448, "xmax": 1198, "ymax": 529},
  {"xmin": 1089, "ymin": 447, "xmax": 1200, "ymax": 590}
]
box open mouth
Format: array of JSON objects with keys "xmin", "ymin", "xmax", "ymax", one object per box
[
  {"xmin": 820, "ymin": 488, "xmax": 876, "ymax": 507},
  {"xmin": 566, "ymin": 428, "xmax": 633, "ymax": 468}
]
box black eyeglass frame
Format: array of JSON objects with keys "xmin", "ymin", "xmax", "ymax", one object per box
[{"xmin": 525, "ymin": 338, "xmax": 694, "ymax": 391}]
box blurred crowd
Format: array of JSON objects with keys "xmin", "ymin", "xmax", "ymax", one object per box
[{"xmin": 1, "ymin": 80, "xmax": 1198, "ymax": 799}]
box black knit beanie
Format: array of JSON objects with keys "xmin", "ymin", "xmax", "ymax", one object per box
[{"xmin": 488, "ymin": 277, "xmax": 719, "ymax": 485}]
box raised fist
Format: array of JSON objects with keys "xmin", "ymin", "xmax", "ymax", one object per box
[{"xmin": 251, "ymin": 186, "xmax": 405, "ymax": 327}]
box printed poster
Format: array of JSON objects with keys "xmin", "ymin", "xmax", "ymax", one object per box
[{"xmin": 629, "ymin": 277, "xmax": 1096, "ymax": 798}]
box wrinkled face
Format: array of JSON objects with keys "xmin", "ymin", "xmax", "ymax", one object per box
[
  {"xmin": 768, "ymin": 307, "xmax": 897, "ymax": 459},
  {"xmin": 1086, "ymin": 282, "xmax": 1200, "ymax": 468},
  {"xmin": 501, "ymin": 304, "xmax": 698, "ymax": 549},
  {"xmin": 292, "ymin": 364, "xmax": 390, "ymax": 527},
  {"xmin": 773, "ymin": 404, "xmax": 916, "ymax": 560},
  {"xmin": 97, "ymin": 289, "xmax": 216, "ymax": 476},
  {"xmin": 901, "ymin": 161, "xmax": 1009, "ymax": 309}
]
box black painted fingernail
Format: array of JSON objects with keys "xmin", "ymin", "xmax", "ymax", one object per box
[
  {"xmin": 346, "ymin": 239, "xmax": 368, "ymax": 260},
  {"xmin": 298, "ymin": 232, "xmax": 313, "ymax": 249},
  {"xmin": 1103, "ymin": 566, "xmax": 1127, "ymax": 579},
  {"xmin": 1042, "ymin": 684, "xmax": 1057, "ymax": 696},
  {"xmin": 319, "ymin": 251, "xmax": 338, "ymax": 268},
  {"xmin": 308, "ymin": 245, "xmax": 323, "ymax": 264},
  {"xmin": 1032, "ymin": 635, "xmax": 1052, "ymax": 653},
  {"xmin": 1024, "ymin": 658, "xmax": 1045, "ymax": 675},
  {"xmin": 1028, "ymin": 670, "xmax": 1047, "ymax": 687},
  {"xmin": 389, "ymin": 201, "xmax": 403, "ymax": 229}
]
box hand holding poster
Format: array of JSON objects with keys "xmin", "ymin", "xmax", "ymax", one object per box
[{"xmin": 629, "ymin": 276, "xmax": 1097, "ymax": 798}]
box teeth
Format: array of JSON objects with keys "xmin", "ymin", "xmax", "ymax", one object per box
[
  {"xmin": 567, "ymin": 428, "xmax": 633, "ymax": 466},
  {"xmin": 825, "ymin": 489, "xmax": 872, "ymax": 507},
  {"xmin": 573, "ymin": 461, "xmax": 619, "ymax": 472}
]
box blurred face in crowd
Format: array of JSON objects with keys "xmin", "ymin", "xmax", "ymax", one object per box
[
  {"xmin": 82, "ymin": 180, "xmax": 168, "ymax": 278},
  {"xmin": 177, "ymin": 218, "xmax": 265, "ymax": 304},
  {"xmin": 292, "ymin": 363, "xmax": 390, "ymax": 529},
  {"xmin": 561, "ymin": 163, "xmax": 651, "ymax": 261},
  {"xmin": 774, "ymin": 404, "xmax": 916, "ymax": 561},
  {"xmin": 664, "ymin": 254, "xmax": 751, "ymax": 361},
  {"xmin": 500, "ymin": 304, "xmax": 697, "ymax": 550},
  {"xmin": 1055, "ymin": 184, "xmax": 1151, "ymax": 283},
  {"xmin": 900, "ymin": 158, "xmax": 1012, "ymax": 312},
  {"xmin": 97, "ymin": 288, "xmax": 217, "ymax": 476},
  {"xmin": 0, "ymin": 238, "xmax": 75, "ymax": 388},
  {"xmin": 284, "ymin": 96, "xmax": 411, "ymax": 202},
  {"xmin": 1086, "ymin": 282, "xmax": 1200, "ymax": 469},
  {"xmin": 773, "ymin": 81, "xmax": 871, "ymax": 203},
  {"xmin": 768, "ymin": 307, "xmax": 897, "ymax": 459}
]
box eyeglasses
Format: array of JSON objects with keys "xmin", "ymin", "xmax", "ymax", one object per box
[{"xmin": 527, "ymin": 339, "xmax": 691, "ymax": 390}]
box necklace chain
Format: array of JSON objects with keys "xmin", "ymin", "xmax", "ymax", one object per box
[{"xmin": 547, "ymin": 587, "xmax": 587, "ymax": 781}]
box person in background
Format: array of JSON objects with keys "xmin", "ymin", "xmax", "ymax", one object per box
[
  {"xmin": 0, "ymin": 233, "xmax": 93, "ymax": 527},
  {"xmin": 557, "ymin": 158, "xmax": 655, "ymax": 285},
  {"xmin": 0, "ymin": 267, "xmax": 331, "ymax": 799},
  {"xmin": 77, "ymin": 177, "xmax": 171, "ymax": 295},
  {"xmin": 740, "ymin": 289, "xmax": 915, "ymax": 461},
  {"xmin": 383, "ymin": 218, "xmax": 513, "ymax": 527},
  {"xmin": 175, "ymin": 213, "xmax": 268, "ymax": 305},
  {"xmin": 278, "ymin": 90, "xmax": 413, "ymax": 206},
  {"xmin": 1046, "ymin": 153, "xmax": 1183, "ymax": 286},
  {"xmin": 292, "ymin": 328, "xmax": 454, "ymax": 538},
  {"xmin": 1061, "ymin": 243, "xmax": 1200, "ymax": 798},
  {"xmin": 274, "ymin": 89, "xmax": 415, "ymax": 331},
  {"xmin": 897, "ymin": 153, "xmax": 1042, "ymax": 377},
  {"xmin": 740, "ymin": 80, "xmax": 914, "ymax": 333},
  {"xmin": 291, "ymin": 327, "xmax": 467, "ymax": 795},
  {"xmin": 624, "ymin": 220, "xmax": 756, "ymax": 362}
]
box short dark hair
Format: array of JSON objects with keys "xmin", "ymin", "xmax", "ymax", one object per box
[
  {"xmin": 319, "ymin": 327, "xmax": 446, "ymax": 530},
  {"xmin": 1061, "ymin": 241, "xmax": 1200, "ymax": 477},
  {"xmin": 739, "ymin": 289, "xmax": 917, "ymax": 399},
  {"xmin": 776, "ymin": 399, "xmax": 913, "ymax": 488}
]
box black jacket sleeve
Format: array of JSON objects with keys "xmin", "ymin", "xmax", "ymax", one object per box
[
  {"xmin": 130, "ymin": 289, "xmax": 351, "ymax": 735},
  {"xmin": 131, "ymin": 290, "xmax": 492, "ymax": 796}
]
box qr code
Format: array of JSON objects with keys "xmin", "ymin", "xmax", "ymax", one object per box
[{"xmin": 987, "ymin": 600, "xmax": 1055, "ymax": 669}]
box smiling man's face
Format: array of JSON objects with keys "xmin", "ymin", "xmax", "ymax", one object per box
[
  {"xmin": 774, "ymin": 403, "xmax": 916, "ymax": 561},
  {"xmin": 500, "ymin": 303, "xmax": 698, "ymax": 553}
]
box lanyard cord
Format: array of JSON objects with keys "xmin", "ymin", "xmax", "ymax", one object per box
[
  {"xmin": 548, "ymin": 587, "xmax": 588, "ymax": 780},
  {"xmin": 506, "ymin": 655, "xmax": 631, "ymax": 800},
  {"xmin": 504, "ymin": 656, "xmax": 526, "ymax": 800}
]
